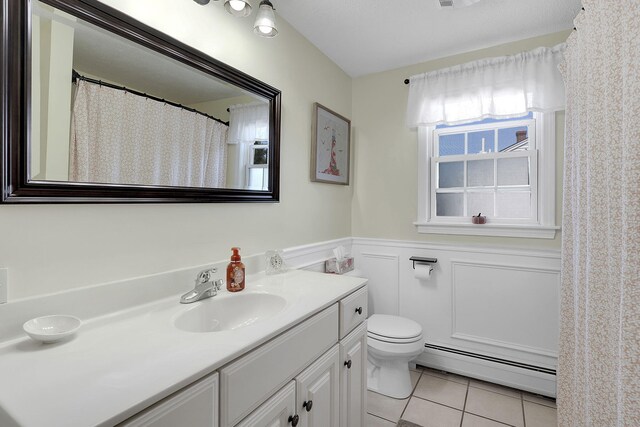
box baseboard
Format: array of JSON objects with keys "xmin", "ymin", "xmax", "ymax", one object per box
[{"xmin": 416, "ymin": 347, "xmax": 556, "ymax": 397}]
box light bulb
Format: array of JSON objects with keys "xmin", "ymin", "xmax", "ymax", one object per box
[
  {"xmin": 253, "ymin": 0, "xmax": 277, "ymax": 37},
  {"xmin": 229, "ymin": 0, "xmax": 245, "ymax": 11},
  {"xmin": 225, "ymin": 0, "xmax": 251, "ymax": 17}
]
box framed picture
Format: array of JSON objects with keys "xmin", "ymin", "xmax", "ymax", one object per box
[{"xmin": 311, "ymin": 103, "xmax": 351, "ymax": 185}]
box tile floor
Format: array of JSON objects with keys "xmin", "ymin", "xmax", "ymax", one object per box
[{"xmin": 366, "ymin": 366, "xmax": 557, "ymax": 427}]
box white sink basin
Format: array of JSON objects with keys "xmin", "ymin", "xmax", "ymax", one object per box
[{"xmin": 174, "ymin": 292, "xmax": 287, "ymax": 333}]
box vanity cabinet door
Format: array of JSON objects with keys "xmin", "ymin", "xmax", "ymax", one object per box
[
  {"xmin": 339, "ymin": 321, "xmax": 367, "ymax": 427},
  {"xmin": 235, "ymin": 381, "xmax": 297, "ymax": 427},
  {"xmin": 120, "ymin": 372, "xmax": 218, "ymax": 427},
  {"xmin": 295, "ymin": 344, "xmax": 340, "ymax": 427}
]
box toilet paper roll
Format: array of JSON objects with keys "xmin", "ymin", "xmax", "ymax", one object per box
[{"xmin": 414, "ymin": 264, "xmax": 433, "ymax": 281}]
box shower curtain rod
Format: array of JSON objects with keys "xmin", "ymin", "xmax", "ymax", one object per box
[
  {"xmin": 403, "ymin": 7, "xmax": 585, "ymax": 85},
  {"xmin": 71, "ymin": 70, "xmax": 229, "ymax": 126}
]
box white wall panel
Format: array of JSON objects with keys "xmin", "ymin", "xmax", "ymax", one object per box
[
  {"xmin": 352, "ymin": 237, "xmax": 560, "ymax": 396},
  {"xmin": 451, "ymin": 261, "xmax": 559, "ymax": 357},
  {"xmin": 355, "ymin": 252, "xmax": 399, "ymax": 316}
]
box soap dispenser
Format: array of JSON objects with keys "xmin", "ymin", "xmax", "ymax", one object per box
[{"xmin": 226, "ymin": 247, "xmax": 246, "ymax": 292}]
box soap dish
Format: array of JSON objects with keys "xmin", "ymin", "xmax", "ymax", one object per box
[{"xmin": 23, "ymin": 315, "xmax": 82, "ymax": 343}]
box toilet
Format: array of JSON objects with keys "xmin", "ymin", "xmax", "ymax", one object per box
[
  {"xmin": 341, "ymin": 268, "xmax": 424, "ymax": 399},
  {"xmin": 367, "ymin": 314, "xmax": 424, "ymax": 399}
]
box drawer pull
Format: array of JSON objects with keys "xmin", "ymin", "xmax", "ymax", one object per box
[
  {"xmin": 355, "ymin": 307, "xmax": 363, "ymax": 315},
  {"xmin": 344, "ymin": 360, "xmax": 352, "ymax": 369},
  {"xmin": 288, "ymin": 414, "xmax": 299, "ymax": 426},
  {"xmin": 303, "ymin": 400, "xmax": 313, "ymax": 412}
]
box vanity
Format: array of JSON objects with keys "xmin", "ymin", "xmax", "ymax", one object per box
[{"xmin": 0, "ymin": 270, "xmax": 368, "ymax": 427}]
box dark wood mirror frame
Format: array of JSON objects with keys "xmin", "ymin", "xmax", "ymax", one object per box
[{"xmin": 0, "ymin": 0, "xmax": 281, "ymax": 203}]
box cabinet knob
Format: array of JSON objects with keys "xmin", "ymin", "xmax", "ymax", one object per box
[
  {"xmin": 288, "ymin": 414, "xmax": 299, "ymax": 426},
  {"xmin": 303, "ymin": 400, "xmax": 313, "ymax": 412},
  {"xmin": 355, "ymin": 307, "xmax": 363, "ymax": 315},
  {"xmin": 344, "ymin": 360, "xmax": 352, "ymax": 369}
]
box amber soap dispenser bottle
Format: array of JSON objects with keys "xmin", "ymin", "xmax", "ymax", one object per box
[{"xmin": 226, "ymin": 247, "xmax": 245, "ymax": 292}]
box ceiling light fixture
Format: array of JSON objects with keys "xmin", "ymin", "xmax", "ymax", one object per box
[
  {"xmin": 193, "ymin": 0, "xmax": 278, "ymax": 37},
  {"xmin": 253, "ymin": 0, "xmax": 278, "ymax": 38},
  {"xmin": 224, "ymin": 0, "xmax": 252, "ymax": 17}
]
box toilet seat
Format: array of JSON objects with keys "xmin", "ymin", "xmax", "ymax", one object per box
[
  {"xmin": 368, "ymin": 331, "xmax": 422, "ymax": 344},
  {"xmin": 367, "ymin": 314, "xmax": 423, "ymax": 342}
]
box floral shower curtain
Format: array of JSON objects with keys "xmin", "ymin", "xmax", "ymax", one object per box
[
  {"xmin": 70, "ymin": 80, "xmax": 228, "ymax": 188},
  {"xmin": 558, "ymin": 1, "xmax": 639, "ymax": 425}
]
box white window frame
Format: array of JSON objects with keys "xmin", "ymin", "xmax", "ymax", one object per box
[
  {"xmin": 415, "ymin": 112, "xmax": 559, "ymax": 239},
  {"xmin": 245, "ymin": 142, "xmax": 269, "ymax": 191}
]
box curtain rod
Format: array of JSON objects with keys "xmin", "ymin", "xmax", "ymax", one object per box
[
  {"xmin": 71, "ymin": 70, "xmax": 229, "ymax": 126},
  {"xmin": 404, "ymin": 7, "xmax": 584, "ymax": 85}
]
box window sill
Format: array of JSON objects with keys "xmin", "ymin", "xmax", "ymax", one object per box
[{"xmin": 414, "ymin": 222, "xmax": 560, "ymax": 239}]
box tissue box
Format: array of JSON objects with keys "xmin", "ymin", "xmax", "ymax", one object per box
[{"xmin": 325, "ymin": 257, "xmax": 354, "ymax": 274}]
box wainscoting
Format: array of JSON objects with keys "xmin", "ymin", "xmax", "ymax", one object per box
[
  {"xmin": 350, "ymin": 238, "xmax": 560, "ymax": 397},
  {"xmin": 263, "ymin": 237, "xmax": 559, "ymax": 396}
]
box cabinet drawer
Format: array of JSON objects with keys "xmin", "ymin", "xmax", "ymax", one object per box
[
  {"xmin": 339, "ymin": 286, "xmax": 367, "ymax": 339},
  {"xmin": 220, "ymin": 304, "xmax": 338, "ymax": 427},
  {"xmin": 119, "ymin": 372, "xmax": 218, "ymax": 427}
]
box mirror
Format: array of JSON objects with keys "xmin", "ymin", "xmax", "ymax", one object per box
[{"xmin": 1, "ymin": 0, "xmax": 281, "ymax": 203}]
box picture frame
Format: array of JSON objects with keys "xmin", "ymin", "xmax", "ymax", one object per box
[{"xmin": 310, "ymin": 103, "xmax": 351, "ymax": 185}]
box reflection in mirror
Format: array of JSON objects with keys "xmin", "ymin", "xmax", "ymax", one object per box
[{"xmin": 31, "ymin": 0, "xmax": 270, "ymax": 191}]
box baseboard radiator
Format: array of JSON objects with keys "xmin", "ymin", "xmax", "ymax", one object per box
[{"xmin": 424, "ymin": 343, "xmax": 556, "ymax": 376}]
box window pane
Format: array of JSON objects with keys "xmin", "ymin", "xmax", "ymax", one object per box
[
  {"xmin": 498, "ymin": 126, "xmax": 529, "ymax": 152},
  {"xmin": 252, "ymin": 147, "xmax": 268, "ymax": 165},
  {"xmin": 468, "ymin": 192, "xmax": 494, "ymax": 217},
  {"xmin": 496, "ymin": 192, "xmax": 530, "ymax": 218},
  {"xmin": 436, "ymin": 193, "xmax": 463, "ymax": 216},
  {"xmin": 467, "ymin": 159, "xmax": 494, "ymax": 187},
  {"xmin": 497, "ymin": 157, "xmax": 529, "ymax": 186},
  {"xmin": 438, "ymin": 162, "xmax": 464, "ymax": 188},
  {"xmin": 438, "ymin": 134, "xmax": 464, "ymax": 156},
  {"xmin": 468, "ymin": 130, "xmax": 495, "ymax": 154}
]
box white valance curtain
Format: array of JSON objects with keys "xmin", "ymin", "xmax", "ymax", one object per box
[
  {"xmin": 405, "ymin": 44, "xmax": 566, "ymax": 127},
  {"xmin": 557, "ymin": 1, "xmax": 640, "ymax": 425},
  {"xmin": 69, "ymin": 80, "xmax": 228, "ymax": 188},
  {"xmin": 227, "ymin": 101, "xmax": 269, "ymax": 144}
]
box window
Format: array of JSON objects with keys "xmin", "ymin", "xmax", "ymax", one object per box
[
  {"xmin": 245, "ymin": 141, "xmax": 269, "ymax": 190},
  {"xmin": 416, "ymin": 112, "xmax": 558, "ymax": 238}
]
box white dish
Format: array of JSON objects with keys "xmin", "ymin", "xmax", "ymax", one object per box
[{"xmin": 23, "ymin": 315, "xmax": 82, "ymax": 343}]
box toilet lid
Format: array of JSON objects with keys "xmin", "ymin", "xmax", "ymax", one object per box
[{"xmin": 367, "ymin": 314, "xmax": 422, "ymax": 340}]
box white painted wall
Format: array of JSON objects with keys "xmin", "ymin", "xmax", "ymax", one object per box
[
  {"xmin": 30, "ymin": 9, "xmax": 75, "ymax": 181},
  {"xmin": 0, "ymin": 0, "xmax": 353, "ymax": 300},
  {"xmin": 351, "ymin": 31, "xmax": 570, "ymax": 250},
  {"xmin": 2, "ymin": 2, "xmax": 570, "ymax": 311}
]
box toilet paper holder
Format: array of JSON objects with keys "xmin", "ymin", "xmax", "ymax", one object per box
[{"xmin": 409, "ymin": 256, "xmax": 438, "ymax": 269}]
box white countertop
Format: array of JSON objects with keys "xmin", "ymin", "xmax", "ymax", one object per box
[{"xmin": 0, "ymin": 270, "xmax": 366, "ymax": 427}]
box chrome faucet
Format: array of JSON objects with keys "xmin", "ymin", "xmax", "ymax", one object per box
[{"xmin": 180, "ymin": 268, "xmax": 223, "ymax": 304}]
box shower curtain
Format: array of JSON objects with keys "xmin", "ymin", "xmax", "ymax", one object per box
[
  {"xmin": 69, "ymin": 80, "xmax": 228, "ymax": 188},
  {"xmin": 558, "ymin": 1, "xmax": 639, "ymax": 425}
]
